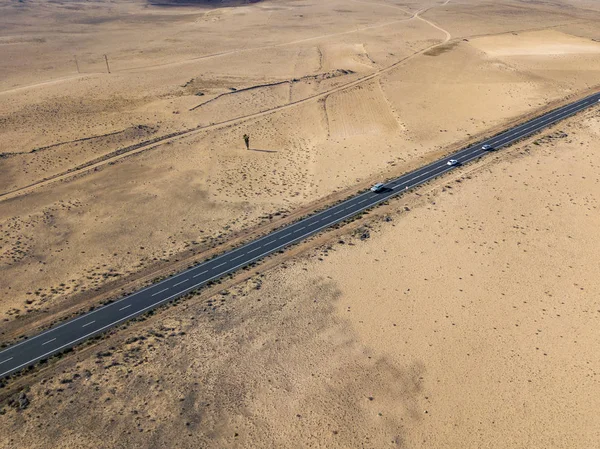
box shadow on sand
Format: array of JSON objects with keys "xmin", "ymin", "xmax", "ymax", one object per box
[{"xmin": 248, "ymin": 148, "xmax": 278, "ymax": 153}]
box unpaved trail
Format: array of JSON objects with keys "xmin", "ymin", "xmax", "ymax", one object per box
[
  {"xmin": 350, "ymin": 0, "xmax": 413, "ymax": 16},
  {"xmin": 0, "ymin": 73, "xmax": 101, "ymax": 96},
  {"xmin": 120, "ymin": 16, "xmax": 416, "ymax": 74},
  {"xmin": 0, "ymin": 0, "xmax": 454, "ymax": 202},
  {"xmin": 351, "ymin": 0, "xmax": 452, "ymax": 43},
  {"xmin": 416, "ymin": 0, "xmax": 452, "ymax": 43},
  {"xmin": 1, "ymin": 11, "xmax": 414, "ymax": 93}
]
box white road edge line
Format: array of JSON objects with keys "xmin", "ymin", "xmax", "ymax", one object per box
[
  {"xmin": 6, "ymin": 97, "xmax": 596, "ymax": 358},
  {"xmin": 494, "ymin": 102, "xmax": 586, "ymax": 146},
  {"xmin": 496, "ymin": 108, "xmax": 586, "ymax": 147},
  {"xmin": 490, "ymin": 99, "xmax": 589, "ymax": 145},
  {"xmin": 0, "ymin": 101, "xmax": 582, "ymax": 358},
  {"xmin": 1, "ymin": 159, "xmax": 471, "ymax": 378},
  {"xmin": 2, "ymin": 96, "xmax": 598, "ymax": 377},
  {"xmin": 206, "ymin": 188, "xmax": 374, "ymax": 260}
]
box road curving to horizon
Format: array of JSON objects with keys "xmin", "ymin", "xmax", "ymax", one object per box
[{"xmin": 1, "ymin": 91, "xmax": 599, "ymax": 380}]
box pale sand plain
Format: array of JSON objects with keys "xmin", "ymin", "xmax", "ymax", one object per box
[
  {"xmin": 1, "ymin": 105, "xmax": 599, "ymax": 448},
  {"xmin": 1, "ymin": 0, "xmax": 599, "ymax": 332},
  {"xmin": 1, "ymin": 0, "xmax": 600, "ymax": 445}
]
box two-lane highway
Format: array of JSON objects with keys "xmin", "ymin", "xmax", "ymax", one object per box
[{"xmin": 1, "ymin": 92, "xmax": 599, "ymax": 379}]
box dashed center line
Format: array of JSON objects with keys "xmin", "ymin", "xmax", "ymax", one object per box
[
  {"xmin": 493, "ymin": 101, "xmax": 586, "ymax": 145},
  {"xmin": 0, "ymin": 93, "xmax": 596, "ymax": 380},
  {"xmin": 173, "ymin": 278, "xmax": 189, "ymax": 287},
  {"xmin": 151, "ymin": 288, "xmax": 169, "ymax": 297}
]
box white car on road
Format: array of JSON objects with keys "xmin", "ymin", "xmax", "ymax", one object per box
[
  {"xmin": 447, "ymin": 159, "xmax": 459, "ymax": 166},
  {"xmin": 370, "ymin": 183, "xmax": 385, "ymax": 192},
  {"xmin": 482, "ymin": 144, "xmax": 494, "ymax": 151}
]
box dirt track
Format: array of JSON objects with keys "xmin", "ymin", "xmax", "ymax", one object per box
[{"xmin": 0, "ymin": 2, "xmax": 452, "ymax": 202}]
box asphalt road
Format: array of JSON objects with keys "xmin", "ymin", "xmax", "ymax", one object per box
[{"xmin": 1, "ymin": 92, "xmax": 599, "ymax": 379}]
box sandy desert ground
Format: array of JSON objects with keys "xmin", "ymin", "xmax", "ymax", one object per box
[
  {"xmin": 1, "ymin": 104, "xmax": 599, "ymax": 449},
  {"xmin": 1, "ymin": 0, "xmax": 599, "ymax": 331},
  {"xmin": 1, "ymin": 0, "xmax": 600, "ymax": 446}
]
